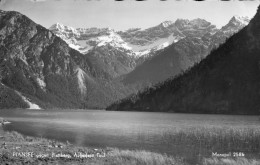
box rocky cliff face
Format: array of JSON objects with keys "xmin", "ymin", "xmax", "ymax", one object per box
[
  {"xmin": 0, "ymin": 10, "xmax": 128, "ymax": 109},
  {"xmin": 107, "ymin": 7, "xmax": 260, "ymax": 115}
]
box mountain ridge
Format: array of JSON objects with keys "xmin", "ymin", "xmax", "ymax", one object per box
[
  {"xmin": 0, "ymin": 10, "xmax": 131, "ymax": 109},
  {"xmin": 50, "ymin": 16, "xmax": 249, "ymax": 56}
]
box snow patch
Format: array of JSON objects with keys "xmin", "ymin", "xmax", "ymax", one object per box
[
  {"xmin": 36, "ymin": 78, "xmax": 46, "ymax": 91},
  {"xmin": 128, "ymin": 35, "xmax": 182, "ymax": 53},
  {"xmin": 92, "ymin": 31, "xmax": 132, "ymax": 50},
  {"xmin": 76, "ymin": 68, "xmax": 87, "ymax": 95},
  {"xmin": 134, "ymin": 42, "xmax": 170, "ymax": 57},
  {"xmin": 69, "ymin": 43, "xmax": 81, "ymax": 50},
  {"xmin": 135, "ymin": 50, "xmax": 151, "ymax": 57},
  {"xmin": 161, "ymin": 21, "xmax": 174, "ymax": 28},
  {"xmin": 15, "ymin": 91, "xmax": 41, "ymax": 110},
  {"xmin": 156, "ymin": 42, "xmax": 169, "ymax": 49}
]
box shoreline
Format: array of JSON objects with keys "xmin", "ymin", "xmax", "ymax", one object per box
[{"xmin": 1, "ymin": 108, "xmax": 259, "ymax": 117}]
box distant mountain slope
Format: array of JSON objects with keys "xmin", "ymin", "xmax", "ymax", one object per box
[
  {"xmin": 50, "ymin": 17, "xmax": 248, "ymax": 81},
  {"xmin": 122, "ymin": 16, "xmax": 249, "ymax": 87},
  {"xmin": 0, "ymin": 10, "xmax": 129, "ymax": 109},
  {"xmin": 118, "ymin": 18, "xmax": 216, "ymax": 47},
  {"xmin": 106, "ymin": 7, "xmax": 260, "ymax": 115},
  {"xmin": 85, "ymin": 45, "xmax": 137, "ymax": 78}
]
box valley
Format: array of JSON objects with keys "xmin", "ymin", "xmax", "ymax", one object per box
[{"xmin": 0, "ymin": 1, "xmax": 260, "ymax": 165}]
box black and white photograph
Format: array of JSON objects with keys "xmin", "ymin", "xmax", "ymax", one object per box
[{"xmin": 0, "ymin": 0, "xmax": 260, "ymax": 164}]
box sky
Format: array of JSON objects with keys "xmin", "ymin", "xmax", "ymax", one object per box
[{"xmin": 0, "ymin": 0, "xmax": 259, "ymax": 31}]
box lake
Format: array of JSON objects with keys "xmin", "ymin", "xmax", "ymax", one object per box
[{"xmin": 0, "ymin": 109, "xmax": 259, "ymax": 162}]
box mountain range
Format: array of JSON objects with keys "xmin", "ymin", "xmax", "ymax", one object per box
[
  {"xmin": 107, "ymin": 7, "xmax": 260, "ymax": 115},
  {"xmin": 50, "ymin": 16, "xmax": 249, "ymax": 88},
  {"xmin": 0, "ymin": 8, "xmax": 251, "ymax": 110}
]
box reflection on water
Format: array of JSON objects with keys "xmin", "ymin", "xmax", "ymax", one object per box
[{"xmin": 0, "ymin": 109, "xmax": 259, "ymax": 158}]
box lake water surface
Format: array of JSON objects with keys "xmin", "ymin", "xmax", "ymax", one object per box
[{"xmin": 0, "ymin": 109, "xmax": 259, "ymax": 156}]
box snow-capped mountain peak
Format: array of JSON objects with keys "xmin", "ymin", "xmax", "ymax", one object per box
[
  {"xmin": 161, "ymin": 21, "xmax": 174, "ymax": 28},
  {"xmin": 49, "ymin": 22, "xmax": 64, "ymax": 30},
  {"xmin": 49, "ymin": 22, "xmax": 78, "ymax": 34},
  {"xmin": 229, "ymin": 15, "xmax": 250, "ymax": 26},
  {"xmin": 220, "ymin": 16, "xmax": 250, "ymax": 34}
]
